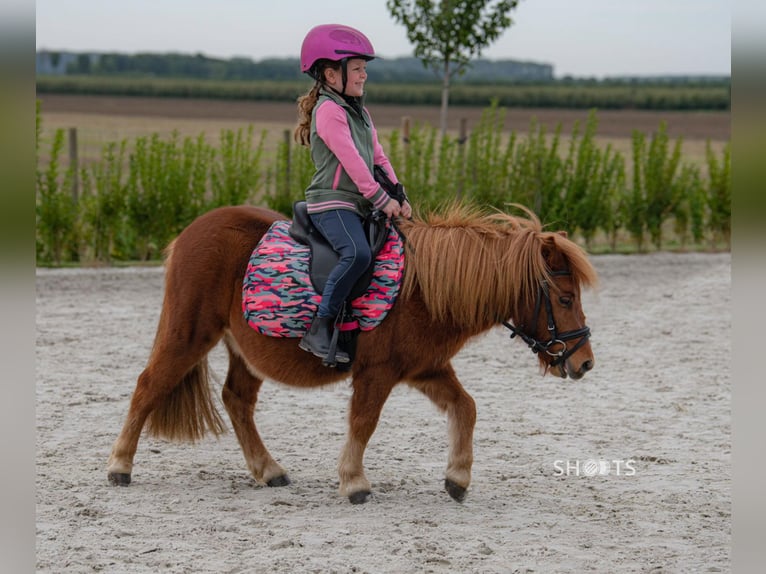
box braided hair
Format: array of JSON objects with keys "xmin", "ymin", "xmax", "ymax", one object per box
[{"xmin": 294, "ymin": 60, "xmax": 341, "ymax": 146}]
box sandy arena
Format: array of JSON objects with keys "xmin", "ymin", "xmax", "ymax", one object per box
[{"xmin": 35, "ymin": 249, "xmax": 730, "ymax": 573}]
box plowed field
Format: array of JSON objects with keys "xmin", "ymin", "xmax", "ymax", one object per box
[{"xmin": 39, "ymin": 93, "xmax": 730, "ymax": 141}]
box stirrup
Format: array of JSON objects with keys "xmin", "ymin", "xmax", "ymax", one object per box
[{"xmin": 322, "ymin": 321, "xmax": 349, "ymax": 367}]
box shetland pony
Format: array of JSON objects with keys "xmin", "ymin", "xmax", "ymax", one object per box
[{"xmin": 107, "ymin": 204, "xmax": 597, "ymax": 504}]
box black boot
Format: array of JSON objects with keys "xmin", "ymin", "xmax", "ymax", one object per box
[{"xmin": 299, "ymin": 315, "xmax": 350, "ymax": 364}]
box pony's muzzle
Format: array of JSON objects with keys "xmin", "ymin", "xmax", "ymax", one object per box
[{"xmin": 566, "ymin": 357, "xmax": 594, "ymax": 380}]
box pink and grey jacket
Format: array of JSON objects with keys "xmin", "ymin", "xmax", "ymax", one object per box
[{"xmin": 304, "ymin": 88, "xmax": 399, "ymax": 217}]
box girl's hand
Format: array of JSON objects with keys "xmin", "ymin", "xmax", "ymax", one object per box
[
  {"xmin": 400, "ymin": 200, "xmax": 412, "ymax": 219},
  {"xmin": 382, "ymin": 198, "xmax": 401, "ymax": 219}
]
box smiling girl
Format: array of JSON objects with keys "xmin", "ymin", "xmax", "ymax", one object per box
[{"xmin": 294, "ymin": 24, "xmax": 411, "ymax": 364}]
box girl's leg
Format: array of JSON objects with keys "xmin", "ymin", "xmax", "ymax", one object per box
[
  {"xmin": 299, "ymin": 209, "xmax": 371, "ymax": 363},
  {"xmin": 310, "ymin": 209, "xmax": 371, "ymax": 318}
]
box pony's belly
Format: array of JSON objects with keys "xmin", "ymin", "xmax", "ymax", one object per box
[{"xmin": 223, "ymin": 328, "xmax": 351, "ymax": 387}]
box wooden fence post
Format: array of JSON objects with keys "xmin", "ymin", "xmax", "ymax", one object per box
[
  {"xmin": 68, "ymin": 127, "xmax": 79, "ymax": 203},
  {"xmin": 400, "ymin": 116, "xmax": 410, "ymax": 180},
  {"xmin": 457, "ymin": 118, "xmax": 468, "ymax": 200},
  {"xmin": 401, "ymin": 116, "xmax": 410, "ymax": 147},
  {"xmin": 283, "ymin": 129, "xmax": 291, "ymax": 193}
]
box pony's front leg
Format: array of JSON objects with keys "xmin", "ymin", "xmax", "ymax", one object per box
[
  {"xmin": 408, "ymin": 365, "xmax": 477, "ymax": 502},
  {"xmin": 338, "ymin": 371, "xmax": 396, "ymax": 504}
]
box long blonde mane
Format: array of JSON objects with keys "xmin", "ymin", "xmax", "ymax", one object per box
[{"xmin": 397, "ymin": 204, "xmax": 598, "ymax": 332}]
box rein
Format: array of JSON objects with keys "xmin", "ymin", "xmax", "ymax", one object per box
[{"xmin": 502, "ymin": 270, "xmax": 591, "ymax": 367}]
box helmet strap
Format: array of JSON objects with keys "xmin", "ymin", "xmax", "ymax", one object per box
[
  {"xmin": 340, "ymin": 58, "xmax": 348, "ymax": 95},
  {"xmin": 309, "ymin": 59, "xmax": 348, "ymax": 94}
]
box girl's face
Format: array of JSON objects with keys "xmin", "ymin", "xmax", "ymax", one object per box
[{"xmin": 325, "ymin": 58, "xmax": 367, "ymax": 97}]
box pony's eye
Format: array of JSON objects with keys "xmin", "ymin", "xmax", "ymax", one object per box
[{"xmin": 559, "ymin": 295, "xmax": 573, "ymax": 308}]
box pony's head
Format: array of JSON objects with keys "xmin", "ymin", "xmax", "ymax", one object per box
[
  {"xmin": 400, "ymin": 203, "xmax": 598, "ymax": 380},
  {"xmin": 489, "ymin": 206, "xmax": 598, "ymax": 380}
]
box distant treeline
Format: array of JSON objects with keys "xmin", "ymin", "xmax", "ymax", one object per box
[
  {"xmin": 37, "ymin": 75, "xmax": 731, "ymax": 111},
  {"xmin": 36, "ymin": 51, "xmax": 730, "ymax": 111},
  {"xmin": 36, "ymin": 50, "xmax": 730, "ymax": 86},
  {"xmin": 36, "ymin": 51, "xmax": 556, "ymax": 83}
]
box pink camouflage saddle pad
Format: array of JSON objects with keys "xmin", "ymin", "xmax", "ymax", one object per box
[{"xmin": 242, "ymin": 220, "xmax": 405, "ymax": 337}]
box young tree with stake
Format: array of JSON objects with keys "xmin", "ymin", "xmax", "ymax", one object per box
[{"xmin": 387, "ymin": 0, "xmax": 520, "ymax": 134}]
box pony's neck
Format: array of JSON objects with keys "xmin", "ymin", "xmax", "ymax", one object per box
[{"xmin": 401, "ymin": 226, "xmax": 530, "ymax": 334}]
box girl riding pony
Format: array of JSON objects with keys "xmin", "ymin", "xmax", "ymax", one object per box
[{"xmin": 294, "ymin": 24, "xmax": 412, "ymax": 364}]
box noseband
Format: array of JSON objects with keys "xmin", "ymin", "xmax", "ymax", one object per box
[{"xmin": 502, "ymin": 270, "xmax": 591, "ymax": 367}]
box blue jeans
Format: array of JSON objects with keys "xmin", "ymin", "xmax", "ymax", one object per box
[{"xmin": 310, "ymin": 209, "xmax": 372, "ymax": 318}]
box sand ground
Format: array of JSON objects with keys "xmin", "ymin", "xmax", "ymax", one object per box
[{"xmin": 35, "ymin": 251, "xmax": 730, "ymax": 573}]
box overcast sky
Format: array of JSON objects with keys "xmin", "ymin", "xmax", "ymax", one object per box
[{"xmin": 35, "ymin": 0, "xmax": 731, "ymax": 78}]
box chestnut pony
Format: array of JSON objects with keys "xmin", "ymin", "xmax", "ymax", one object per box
[{"xmin": 107, "ymin": 204, "xmax": 597, "ymax": 504}]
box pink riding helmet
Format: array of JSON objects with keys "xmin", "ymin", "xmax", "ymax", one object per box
[{"xmin": 300, "ymin": 24, "xmax": 376, "ymax": 79}]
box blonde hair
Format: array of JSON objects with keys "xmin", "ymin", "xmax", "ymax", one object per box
[{"xmin": 294, "ymin": 60, "xmax": 341, "ymax": 147}]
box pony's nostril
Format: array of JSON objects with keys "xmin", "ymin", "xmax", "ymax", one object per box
[{"xmin": 581, "ymin": 360, "xmax": 593, "ymax": 372}]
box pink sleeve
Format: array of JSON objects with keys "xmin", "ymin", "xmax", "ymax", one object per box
[{"xmin": 315, "ymin": 101, "xmax": 390, "ymax": 209}]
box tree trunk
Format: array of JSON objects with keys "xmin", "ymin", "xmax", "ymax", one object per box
[{"xmin": 439, "ymin": 61, "xmax": 451, "ymax": 136}]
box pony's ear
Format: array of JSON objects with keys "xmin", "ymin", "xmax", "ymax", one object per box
[
  {"xmin": 541, "ymin": 235, "xmax": 556, "ymax": 261},
  {"xmin": 557, "ymin": 230, "xmax": 568, "ymax": 239}
]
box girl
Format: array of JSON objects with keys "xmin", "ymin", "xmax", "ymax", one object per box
[{"xmin": 294, "ymin": 23, "xmax": 412, "ymax": 364}]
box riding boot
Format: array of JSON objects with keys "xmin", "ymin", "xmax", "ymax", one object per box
[{"xmin": 299, "ymin": 315, "xmax": 350, "ymax": 364}]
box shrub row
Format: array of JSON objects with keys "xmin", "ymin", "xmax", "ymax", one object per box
[
  {"xmin": 36, "ymin": 100, "xmax": 268, "ymax": 262},
  {"xmin": 266, "ymin": 104, "xmax": 729, "ymax": 252},
  {"xmin": 36, "ymin": 102, "xmax": 730, "ymax": 265}
]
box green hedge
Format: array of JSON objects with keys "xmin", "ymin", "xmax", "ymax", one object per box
[{"xmin": 36, "ymin": 102, "xmax": 730, "ymax": 265}]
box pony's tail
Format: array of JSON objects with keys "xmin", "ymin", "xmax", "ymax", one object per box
[
  {"xmin": 145, "ymin": 357, "xmax": 227, "ymax": 442},
  {"xmin": 144, "ymin": 239, "xmax": 227, "ymax": 442}
]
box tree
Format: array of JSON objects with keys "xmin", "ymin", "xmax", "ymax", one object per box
[{"xmin": 387, "ymin": 0, "xmax": 519, "ymax": 134}]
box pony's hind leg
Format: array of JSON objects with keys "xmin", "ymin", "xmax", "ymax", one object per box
[
  {"xmin": 107, "ymin": 259, "xmax": 229, "ymax": 485},
  {"xmin": 221, "ymin": 340, "xmax": 289, "ymax": 487},
  {"xmin": 408, "ymin": 365, "xmax": 477, "ymax": 502},
  {"xmin": 106, "ymin": 337, "xmax": 225, "ymax": 485}
]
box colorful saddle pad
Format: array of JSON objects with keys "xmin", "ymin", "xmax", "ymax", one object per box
[{"xmin": 242, "ymin": 220, "xmax": 404, "ymax": 337}]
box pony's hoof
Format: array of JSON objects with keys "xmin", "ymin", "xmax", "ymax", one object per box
[
  {"xmin": 266, "ymin": 475, "xmax": 291, "ymax": 487},
  {"xmin": 108, "ymin": 472, "xmax": 131, "ymax": 486},
  {"xmin": 348, "ymin": 490, "xmax": 371, "ymax": 505},
  {"xmin": 445, "ymin": 479, "xmax": 467, "ymax": 502}
]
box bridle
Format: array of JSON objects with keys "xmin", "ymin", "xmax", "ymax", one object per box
[{"xmin": 502, "ymin": 270, "xmax": 591, "ymax": 367}]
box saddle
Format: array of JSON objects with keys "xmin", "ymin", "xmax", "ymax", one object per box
[
  {"xmin": 287, "ymin": 200, "xmax": 390, "ymax": 301},
  {"xmin": 242, "ymin": 170, "xmax": 406, "ymax": 369}
]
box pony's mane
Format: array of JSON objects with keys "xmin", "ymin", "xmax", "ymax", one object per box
[{"xmin": 398, "ymin": 204, "xmax": 598, "ymax": 332}]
